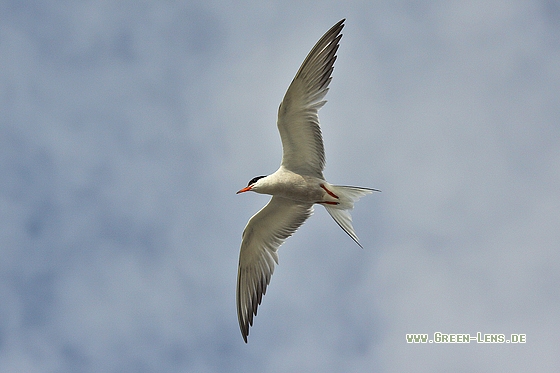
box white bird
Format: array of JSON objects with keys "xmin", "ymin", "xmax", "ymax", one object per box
[{"xmin": 236, "ymin": 19, "xmax": 379, "ymax": 343}]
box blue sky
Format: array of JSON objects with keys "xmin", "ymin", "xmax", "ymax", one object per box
[{"xmin": 1, "ymin": 1, "xmax": 559, "ymax": 372}]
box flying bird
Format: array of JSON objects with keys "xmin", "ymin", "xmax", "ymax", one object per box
[{"xmin": 236, "ymin": 19, "xmax": 378, "ymax": 342}]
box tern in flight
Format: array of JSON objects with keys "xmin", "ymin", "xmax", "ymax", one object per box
[{"xmin": 236, "ymin": 19, "xmax": 378, "ymax": 342}]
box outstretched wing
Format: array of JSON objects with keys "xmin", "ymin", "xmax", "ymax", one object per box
[
  {"xmin": 277, "ymin": 19, "xmax": 345, "ymax": 178},
  {"xmin": 237, "ymin": 196, "xmax": 313, "ymax": 342}
]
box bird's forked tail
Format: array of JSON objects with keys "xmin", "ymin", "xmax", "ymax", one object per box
[{"xmin": 322, "ymin": 185, "xmax": 379, "ymax": 248}]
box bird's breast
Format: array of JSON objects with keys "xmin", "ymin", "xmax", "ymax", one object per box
[{"xmin": 266, "ymin": 171, "xmax": 324, "ymax": 203}]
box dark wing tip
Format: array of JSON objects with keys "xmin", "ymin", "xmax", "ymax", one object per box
[
  {"xmin": 237, "ymin": 264, "xmax": 272, "ymax": 343},
  {"xmin": 333, "ymin": 18, "xmax": 346, "ymax": 28},
  {"xmin": 331, "ymin": 18, "xmax": 345, "ymax": 36}
]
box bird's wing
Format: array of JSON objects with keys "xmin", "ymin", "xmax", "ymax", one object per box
[
  {"xmin": 277, "ymin": 19, "xmax": 345, "ymax": 178},
  {"xmin": 237, "ymin": 196, "xmax": 313, "ymax": 342}
]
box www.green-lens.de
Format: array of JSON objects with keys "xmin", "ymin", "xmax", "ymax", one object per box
[{"xmin": 406, "ymin": 332, "xmax": 526, "ymax": 343}]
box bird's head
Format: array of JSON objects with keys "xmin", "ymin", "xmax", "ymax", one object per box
[{"xmin": 237, "ymin": 175, "xmax": 267, "ymax": 194}]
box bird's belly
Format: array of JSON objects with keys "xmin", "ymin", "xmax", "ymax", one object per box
[
  {"xmin": 281, "ymin": 186, "xmax": 323, "ymax": 203},
  {"xmin": 274, "ymin": 175, "xmax": 325, "ymax": 203}
]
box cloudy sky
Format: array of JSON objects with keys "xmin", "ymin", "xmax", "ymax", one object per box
[{"xmin": 1, "ymin": 0, "xmax": 559, "ymax": 372}]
